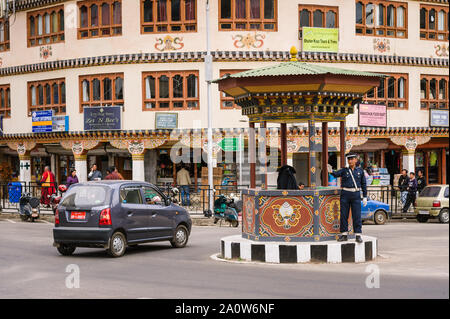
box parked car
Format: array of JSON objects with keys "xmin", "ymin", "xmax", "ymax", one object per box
[
  {"xmin": 361, "ymin": 199, "xmax": 391, "ymax": 225},
  {"xmin": 414, "ymin": 185, "xmax": 449, "ymax": 224},
  {"xmin": 53, "ymin": 181, "xmax": 192, "ymax": 257}
]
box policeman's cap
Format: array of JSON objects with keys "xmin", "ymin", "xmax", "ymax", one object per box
[{"xmin": 346, "ymin": 153, "xmax": 358, "ymax": 159}]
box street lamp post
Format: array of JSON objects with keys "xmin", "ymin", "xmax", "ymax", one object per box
[{"xmin": 205, "ymin": 0, "xmax": 214, "ymax": 213}]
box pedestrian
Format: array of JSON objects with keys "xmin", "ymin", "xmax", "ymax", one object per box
[
  {"xmin": 417, "ymin": 170, "xmax": 427, "ymax": 195},
  {"xmin": 177, "ymin": 164, "xmax": 191, "ymax": 206},
  {"xmin": 40, "ymin": 166, "xmax": 56, "ymax": 206},
  {"xmin": 66, "ymin": 169, "xmax": 79, "ymax": 188},
  {"xmin": 277, "ymin": 165, "xmax": 298, "ymax": 190},
  {"xmin": 329, "ymin": 153, "xmax": 367, "ymax": 243},
  {"xmin": 398, "ymin": 169, "xmax": 409, "ymax": 206},
  {"xmin": 403, "ymin": 172, "xmax": 418, "ymax": 213},
  {"xmin": 88, "ymin": 164, "xmax": 102, "ymax": 181},
  {"xmin": 105, "ymin": 166, "xmax": 124, "ymax": 180},
  {"xmin": 298, "ymin": 182, "xmax": 305, "ymax": 190}
]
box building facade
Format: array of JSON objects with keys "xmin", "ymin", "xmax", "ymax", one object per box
[{"xmin": 0, "ymin": 0, "xmax": 448, "ymax": 188}]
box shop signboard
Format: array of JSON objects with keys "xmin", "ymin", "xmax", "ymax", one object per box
[
  {"xmin": 155, "ymin": 113, "xmax": 178, "ymax": 129},
  {"xmin": 302, "ymin": 27, "xmax": 339, "ymax": 53},
  {"xmin": 52, "ymin": 115, "xmax": 69, "ymax": 132},
  {"xmin": 32, "ymin": 110, "xmax": 53, "ymax": 133},
  {"xmin": 430, "ymin": 109, "xmax": 449, "ymax": 127},
  {"xmin": 358, "ymin": 104, "xmax": 387, "ymax": 127},
  {"xmin": 84, "ymin": 106, "xmax": 121, "ymax": 131},
  {"xmin": 218, "ymin": 137, "xmax": 244, "ymax": 152}
]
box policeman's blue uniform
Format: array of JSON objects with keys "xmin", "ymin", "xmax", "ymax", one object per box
[{"xmin": 331, "ymin": 166, "xmax": 367, "ymax": 234}]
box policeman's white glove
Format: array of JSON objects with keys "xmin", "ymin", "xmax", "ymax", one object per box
[{"xmin": 363, "ymin": 198, "xmax": 368, "ymax": 207}]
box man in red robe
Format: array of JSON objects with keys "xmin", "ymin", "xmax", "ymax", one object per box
[{"xmin": 40, "ymin": 166, "xmax": 56, "ymax": 206}]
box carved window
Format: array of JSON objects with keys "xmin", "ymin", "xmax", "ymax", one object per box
[
  {"xmin": 298, "ymin": 5, "xmax": 338, "ymax": 38},
  {"xmin": 420, "ymin": 4, "xmax": 449, "ymax": 41},
  {"xmin": 364, "ymin": 74, "xmax": 408, "ymax": 109},
  {"xmin": 78, "ymin": 0, "xmax": 122, "ymax": 39},
  {"xmin": 27, "ymin": 5, "xmax": 65, "ymax": 47},
  {"xmin": 219, "ymin": 0, "xmax": 277, "ymax": 31},
  {"xmin": 79, "ymin": 73, "xmax": 124, "ymax": 111},
  {"xmin": 420, "ymin": 75, "xmax": 449, "ymax": 110},
  {"xmin": 142, "ymin": 71, "xmax": 199, "ymax": 110},
  {"xmin": 141, "ymin": 0, "xmax": 197, "ymax": 33},
  {"xmin": 0, "ymin": 19, "xmax": 10, "ymax": 52},
  {"xmin": 355, "ymin": 0, "xmax": 407, "ymax": 38},
  {"xmin": 0, "ymin": 84, "xmax": 11, "ymax": 118},
  {"xmin": 27, "ymin": 79, "xmax": 66, "ymax": 115}
]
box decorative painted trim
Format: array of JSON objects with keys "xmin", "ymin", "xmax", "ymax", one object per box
[
  {"xmin": 390, "ymin": 136, "xmax": 432, "ymax": 150},
  {"xmin": 220, "ymin": 235, "xmax": 378, "ymax": 263},
  {"xmin": 1, "ymin": 51, "xmax": 448, "ymax": 78}
]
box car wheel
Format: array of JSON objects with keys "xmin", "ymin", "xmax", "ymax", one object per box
[
  {"xmin": 57, "ymin": 244, "xmax": 76, "ymax": 256},
  {"xmin": 107, "ymin": 232, "xmax": 127, "ymax": 258},
  {"xmin": 231, "ymin": 220, "xmax": 239, "ymax": 228},
  {"xmin": 374, "ymin": 210, "xmax": 387, "ymax": 225},
  {"xmin": 416, "ymin": 215, "xmax": 429, "ymax": 223},
  {"xmin": 170, "ymin": 225, "xmax": 189, "ymax": 248},
  {"xmin": 438, "ymin": 209, "xmax": 449, "ymax": 224}
]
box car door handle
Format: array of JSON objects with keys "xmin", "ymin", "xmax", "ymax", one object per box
[
  {"xmin": 151, "ymin": 213, "xmax": 157, "ymax": 218},
  {"xmin": 127, "ymin": 211, "xmax": 134, "ymax": 216}
]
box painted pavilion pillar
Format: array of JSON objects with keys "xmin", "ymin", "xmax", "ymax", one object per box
[
  {"xmin": 249, "ymin": 122, "xmax": 256, "ymax": 188},
  {"xmin": 7, "ymin": 142, "xmax": 36, "ymax": 183},
  {"xmin": 308, "ymin": 119, "xmax": 317, "ymax": 187},
  {"xmin": 322, "ymin": 122, "xmax": 329, "ymax": 186},
  {"xmin": 74, "ymin": 152, "xmax": 88, "ymax": 183},
  {"xmin": 259, "ymin": 122, "xmax": 268, "ymax": 189},
  {"xmin": 340, "ymin": 121, "xmax": 346, "ymax": 168}
]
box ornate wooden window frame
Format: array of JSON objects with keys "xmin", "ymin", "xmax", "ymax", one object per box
[
  {"xmin": 79, "ymin": 72, "xmax": 124, "ymax": 112},
  {"xmin": 420, "ymin": 75, "xmax": 449, "ymax": 110},
  {"xmin": 0, "ymin": 19, "xmax": 10, "ymax": 52},
  {"xmin": 0, "ymin": 84, "xmax": 11, "ymax": 118},
  {"xmin": 27, "ymin": 78, "xmax": 66, "ymax": 115},
  {"xmin": 298, "ymin": 4, "xmax": 339, "ymax": 39},
  {"xmin": 77, "ymin": 0, "xmax": 122, "ymax": 39},
  {"xmin": 420, "ymin": 4, "xmax": 449, "ymax": 41},
  {"xmin": 142, "ymin": 70, "xmax": 200, "ymax": 111},
  {"xmin": 355, "ymin": 0, "xmax": 408, "ymax": 38},
  {"xmin": 220, "ymin": 70, "xmax": 247, "ymax": 109},
  {"xmin": 364, "ymin": 73, "xmax": 409, "ymax": 109},
  {"xmin": 140, "ymin": 0, "xmax": 197, "ymax": 34},
  {"xmin": 218, "ymin": 0, "xmax": 278, "ymax": 31},
  {"xmin": 27, "ymin": 5, "xmax": 65, "ymax": 47}
]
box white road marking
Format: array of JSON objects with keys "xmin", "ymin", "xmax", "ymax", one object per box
[
  {"xmin": 6, "ymin": 219, "xmax": 16, "ymax": 224},
  {"xmin": 41, "ymin": 220, "xmax": 53, "ymax": 225}
]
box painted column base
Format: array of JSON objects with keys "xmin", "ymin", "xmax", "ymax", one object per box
[{"xmin": 220, "ymin": 235, "xmax": 378, "ymax": 264}]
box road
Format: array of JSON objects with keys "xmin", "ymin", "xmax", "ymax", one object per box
[{"xmin": 0, "ymin": 218, "xmax": 448, "ymax": 299}]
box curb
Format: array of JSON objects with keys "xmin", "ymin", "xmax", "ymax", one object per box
[{"xmin": 220, "ymin": 235, "xmax": 378, "ymax": 264}]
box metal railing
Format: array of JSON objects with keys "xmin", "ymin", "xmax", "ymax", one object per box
[{"xmin": 1, "ymin": 181, "xmax": 413, "ymax": 217}]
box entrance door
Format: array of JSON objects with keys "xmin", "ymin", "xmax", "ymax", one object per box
[{"xmin": 385, "ymin": 150, "xmax": 400, "ymax": 186}]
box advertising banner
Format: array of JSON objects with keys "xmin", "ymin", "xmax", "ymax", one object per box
[
  {"xmin": 302, "ymin": 27, "xmax": 339, "ymax": 53},
  {"xmin": 84, "ymin": 106, "xmax": 121, "ymax": 131},
  {"xmin": 358, "ymin": 104, "xmax": 387, "ymax": 127},
  {"xmin": 32, "ymin": 110, "xmax": 53, "ymax": 133}
]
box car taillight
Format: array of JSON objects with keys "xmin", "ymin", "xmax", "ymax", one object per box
[
  {"xmin": 55, "ymin": 209, "xmax": 59, "ymax": 225},
  {"xmin": 433, "ymin": 201, "xmax": 441, "ymax": 207},
  {"xmin": 99, "ymin": 208, "xmax": 112, "ymax": 226}
]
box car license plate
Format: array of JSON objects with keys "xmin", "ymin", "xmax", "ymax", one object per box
[
  {"xmin": 71, "ymin": 212, "xmax": 86, "ymax": 220},
  {"xmin": 419, "ymin": 210, "xmax": 429, "ymax": 215}
]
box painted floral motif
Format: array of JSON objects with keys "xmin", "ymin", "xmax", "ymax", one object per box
[
  {"xmin": 40, "ymin": 46, "xmax": 53, "ymax": 60},
  {"xmin": 435, "ymin": 44, "xmax": 449, "ymax": 57},
  {"xmin": 155, "ymin": 35, "xmax": 184, "ymax": 52},
  {"xmin": 373, "ymin": 38, "xmax": 390, "ymax": 53},
  {"xmin": 232, "ymin": 33, "xmax": 265, "ymax": 49}
]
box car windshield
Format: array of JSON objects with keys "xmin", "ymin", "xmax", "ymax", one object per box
[
  {"xmin": 420, "ymin": 186, "xmax": 442, "ymax": 197},
  {"xmin": 60, "ymin": 185, "xmax": 110, "ymax": 208}
]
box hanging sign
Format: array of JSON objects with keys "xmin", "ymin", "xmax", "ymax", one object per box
[{"xmin": 302, "ymin": 27, "xmax": 339, "ymax": 53}]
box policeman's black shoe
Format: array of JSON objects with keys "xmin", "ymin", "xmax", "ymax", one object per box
[
  {"xmin": 337, "ymin": 235, "xmax": 348, "ymax": 242},
  {"xmin": 356, "ymin": 235, "xmax": 363, "ymax": 243}
]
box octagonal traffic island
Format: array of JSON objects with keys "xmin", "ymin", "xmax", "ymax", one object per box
[{"xmin": 220, "ymin": 235, "xmax": 378, "ymax": 264}]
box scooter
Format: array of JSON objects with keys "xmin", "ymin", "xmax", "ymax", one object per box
[
  {"xmin": 19, "ymin": 193, "xmax": 41, "ymax": 222},
  {"xmin": 213, "ymin": 194, "xmax": 240, "ymax": 227},
  {"xmin": 50, "ymin": 185, "xmax": 68, "ymax": 215}
]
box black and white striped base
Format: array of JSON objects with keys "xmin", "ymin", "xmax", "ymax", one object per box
[{"xmin": 220, "ymin": 235, "xmax": 378, "ymax": 263}]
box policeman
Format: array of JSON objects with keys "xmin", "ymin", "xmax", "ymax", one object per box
[{"xmin": 329, "ymin": 153, "xmax": 368, "ymax": 243}]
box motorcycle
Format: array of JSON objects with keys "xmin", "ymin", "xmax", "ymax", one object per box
[
  {"xmin": 19, "ymin": 193, "xmax": 41, "ymax": 222},
  {"xmin": 50, "ymin": 185, "xmax": 68, "ymax": 215},
  {"xmin": 212, "ymin": 193, "xmax": 240, "ymax": 227}
]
